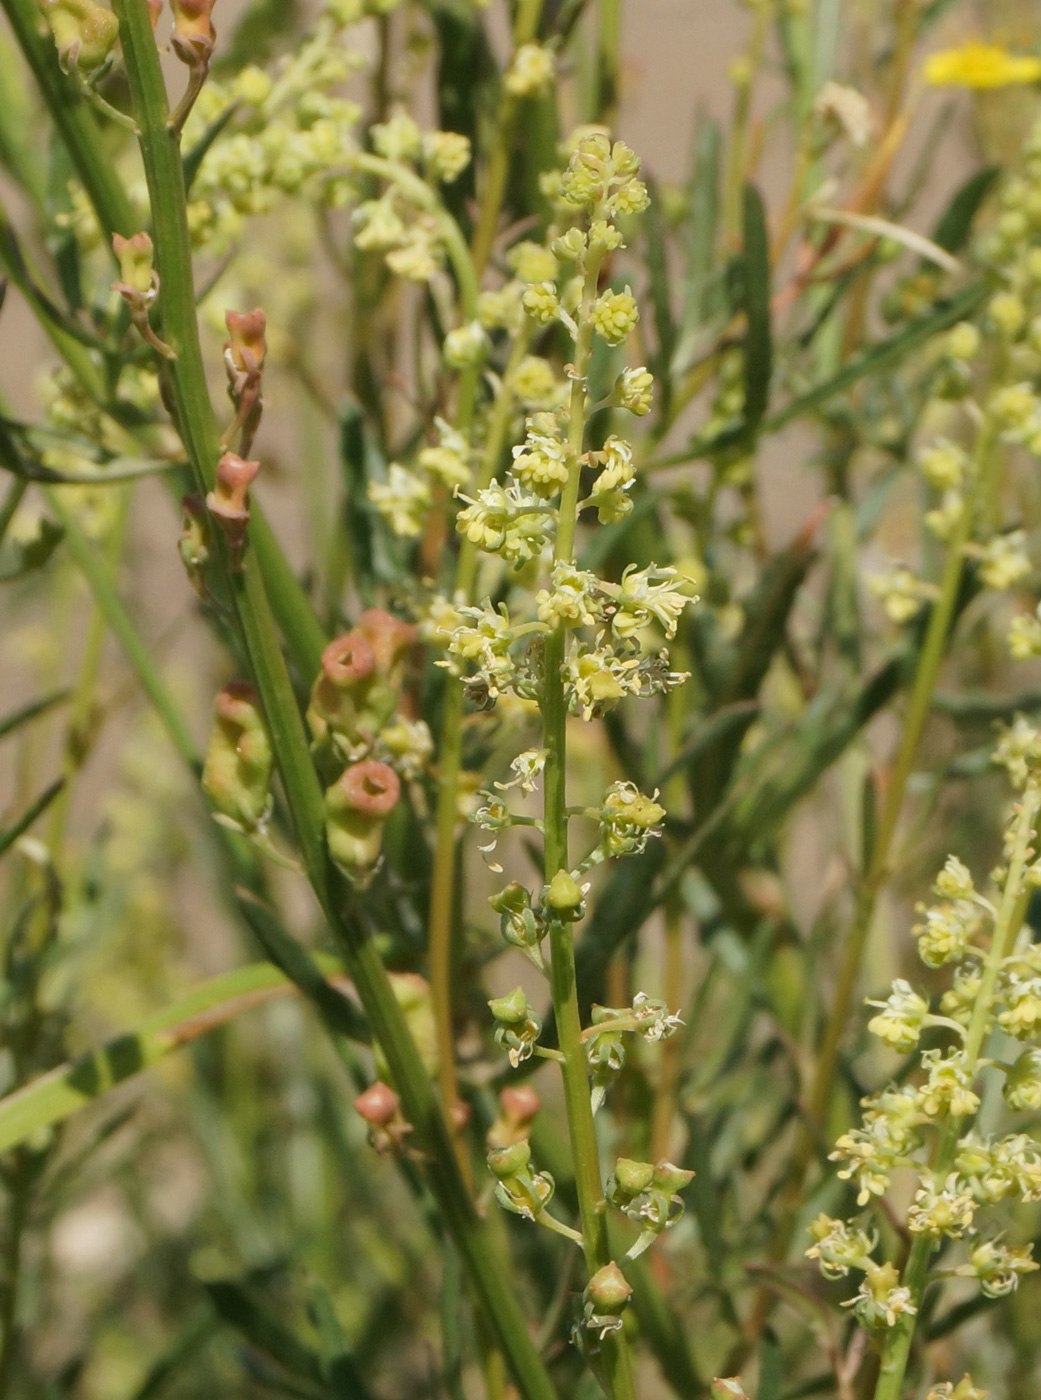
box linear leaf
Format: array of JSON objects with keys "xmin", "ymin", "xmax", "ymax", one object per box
[
  {"xmin": 768, "ymin": 282, "xmax": 987, "ymax": 430},
  {"xmin": 673, "ymin": 118, "xmax": 722, "ymax": 374},
  {"xmin": 0, "ymin": 777, "xmax": 64, "ymax": 858},
  {"xmin": 0, "ymin": 956, "xmax": 360, "ymax": 1156},
  {"xmin": 931, "ymin": 166, "xmax": 1000, "ymax": 254},
  {"xmin": 741, "ymin": 181, "xmax": 773, "ymax": 434},
  {"xmin": 0, "ymin": 689, "xmax": 69, "ymax": 742}
]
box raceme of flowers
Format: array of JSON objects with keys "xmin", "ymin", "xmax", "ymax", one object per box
[{"xmin": 807, "ymin": 728, "xmax": 1041, "ymax": 1355}]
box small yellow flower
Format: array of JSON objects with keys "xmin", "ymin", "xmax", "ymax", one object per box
[{"xmin": 924, "ymin": 39, "xmax": 1041, "ymax": 90}]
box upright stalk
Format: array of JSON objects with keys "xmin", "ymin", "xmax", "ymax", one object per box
[
  {"xmin": 872, "ymin": 776, "xmax": 1041, "ymax": 1400},
  {"xmin": 805, "ymin": 377, "xmax": 1004, "ymax": 1139},
  {"xmin": 110, "ymin": 9, "xmax": 558, "ymax": 1397},
  {"xmin": 540, "ymin": 256, "xmax": 637, "ymax": 1400},
  {"xmin": 731, "ymin": 355, "xmax": 1008, "ymax": 1371}
]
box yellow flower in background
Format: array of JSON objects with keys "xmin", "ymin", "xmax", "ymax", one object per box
[{"xmin": 924, "ymin": 39, "xmax": 1041, "ymax": 89}]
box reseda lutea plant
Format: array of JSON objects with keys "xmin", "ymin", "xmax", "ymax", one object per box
[
  {"xmin": 11, "ymin": 0, "xmax": 1041, "ymax": 1395},
  {"xmin": 365, "ymin": 127, "xmax": 696, "ymax": 1392}
]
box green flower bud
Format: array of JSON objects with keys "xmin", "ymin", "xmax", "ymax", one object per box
[
  {"xmin": 177, "ymin": 493, "xmax": 210, "ymax": 600},
  {"xmin": 487, "ymin": 1139, "xmax": 532, "ymax": 1180},
  {"xmin": 444, "ymin": 321, "xmax": 488, "ymax": 369},
  {"xmin": 387, "ymin": 972, "xmax": 439, "ymax": 1078},
  {"xmin": 201, "ymin": 682, "xmax": 273, "ymax": 830},
  {"xmin": 324, "ymin": 759, "xmax": 401, "ymax": 885},
  {"xmin": 1004, "ymin": 1047, "xmax": 1041, "ymax": 1111},
  {"xmin": 489, "ymin": 986, "xmax": 534, "ymax": 1025},
  {"xmin": 551, "ymin": 227, "xmax": 587, "ymax": 262},
  {"xmin": 590, "ymin": 287, "xmax": 639, "ymax": 346},
  {"xmin": 652, "ymin": 1160, "xmax": 695, "ymax": 1195},
  {"xmin": 112, "ymin": 232, "xmax": 155, "ymax": 298},
  {"xmin": 611, "ymin": 1157, "xmax": 655, "ymax": 1201},
  {"xmin": 990, "ymin": 291, "xmax": 1026, "ymax": 338},
  {"xmin": 587, "ymin": 1261, "xmax": 633, "ymax": 1312},
  {"xmin": 546, "ymin": 868, "xmax": 583, "ymax": 916},
  {"xmin": 489, "ymin": 882, "xmax": 530, "ymax": 917},
  {"xmin": 42, "ymin": 0, "xmax": 119, "ymax": 71}
]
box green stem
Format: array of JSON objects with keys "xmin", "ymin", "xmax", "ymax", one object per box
[
  {"xmin": 110, "ymin": 10, "xmax": 558, "ymax": 1397},
  {"xmin": 428, "ymin": 331, "xmax": 529, "ymax": 1125},
  {"xmin": 0, "ymin": 481, "xmax": 27, "ymax": 550},
  {"xmin": 727, "ymin": 334, "xmax": 1008, "ymax": 1381},
  {"xmin": 469, "ymin": 0, "xmax": 544, "ymax": 277},
  {"xmin": 873, "ymin": 776, "xmax": 1041, "ymax": 1400},
  {"xmin": 0, "ymin": 0, "xmax": 136, "ymax": 240},
  {"xmin": 805, "ymin": 378, "xmax": 1004, "ymax": 1136},
  {"xmin": 541, "ymin": 254, "xmax": 636, "ymax": 1400},
  {"xmin": 0, "ymin": 1155, "xmax": 33, "ymax": 1395}
]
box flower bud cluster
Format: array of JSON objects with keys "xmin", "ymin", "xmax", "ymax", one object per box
[
  {"xmin": 487, "ymin": 1139, "xmax": 555, "ymax": 1220},
  {"xmin": 180, "ymin": 18, "xmax": 367, "ymax": 251},
  {"xmin": 606, "ymin": 1158, "xmax": 694, "ymax": 1258},
  {"xmin": 42, "ymin": 0, "xmax": 119, "ymax": 72},
  {"xmin": 585, "ymin": 995, "xmax": 683, "ymax": 1111},
  {"xmin": 577, "ymin": 1261, "xmax": 633, "ymax": 1345},
  {"xmin": 488, "ymin": 987, "xmax": 542, "ymax": 1067}
]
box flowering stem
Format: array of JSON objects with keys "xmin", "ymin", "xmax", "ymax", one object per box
[
  {"xmin": 110, "ymin": 10, "xmax": 559, "ymax": 1398},
  {"xmin": 469, "ymin": 0, "xmax": 545, "ymax": 277},
  {"xmin": 805, "ymin": 381, "xmax": 1004, "ymax": 1137},
  {"xmin": 872, "ymin": 775, "xmax": 1041, "ymax": 1400},
  {"xmin": 732, "ymin": 356, "xmax": 1009, "ymax": 1373},
  {"xmin": 540, "ymin": 255, "xmax": 636, "ymax": 1400},
  {"xmin": 428, "ymin": 331, "xmax": 529, "ymax": 1136}
]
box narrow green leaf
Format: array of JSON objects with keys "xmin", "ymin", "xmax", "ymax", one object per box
[
  {"xmin": 643, "ymin": 175, "xmax": 675, "ymax": 411},
  {"xmin": 0, "ymin": 688, "xmax": 70, "ymax": 742},
  {"xmin": 930, "ymin": 165, "xmax": 1000, "ymax": 254},
  {"xmin": 308, "ymin": 1278, "xmax": 376, "ymax": 1400},
  {"xmin": 756, "ymin": 1330, "xmax": 782, "ymax": 1400},
  {"xmin": 768, "ymin": 282, "xmax": 987, "ymax": 430},
  {"xmin": 205, "ymin": 1279, "xmax": 324, "ymax": 1385},
  {"xmin": 740, "ymin": 182, "xmax": 772, "ymax": 434},
  {"xmin": 0, "ymin": 778, "xmax": 65, "ymax": 858},
  {"xmin": 673, "ymin": 118, "xmax": 721, "ymax": 374},
  {"xmin": 183, "ymin": 101, "xmax": 240, "ymax": 194},
  {"xmin": 0, "ymin": 956, "xmax": 357, "ymax": 1157}
]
